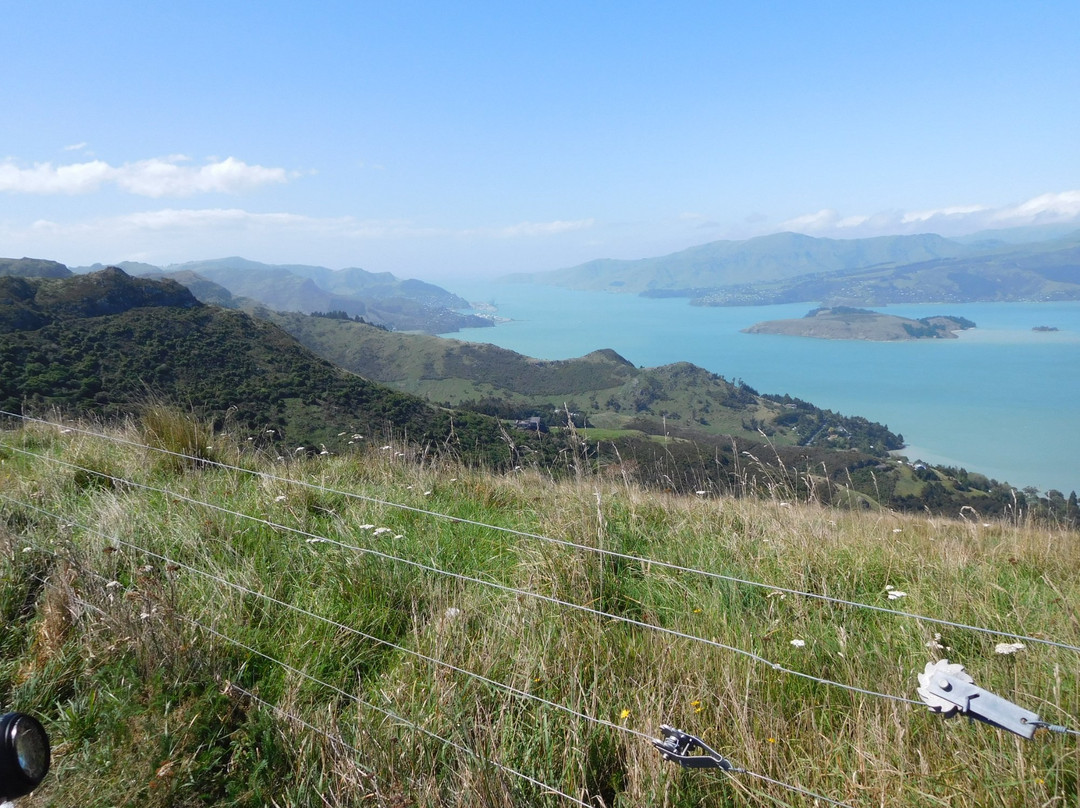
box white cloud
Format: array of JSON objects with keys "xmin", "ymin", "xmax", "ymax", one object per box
[
  {"xmin": 779, "ymin": 209, "xmax": 851, "ymax": 231},
  {"xmin": 777, "ymin": 190, "xmax": 1080, "ymax": 239},
  {"xmin": 0, "ymin": 160, "xmax": 113, "ymax": 194},
  {"xmin": 993, "ymin": 190, "xmax": 1080, "ymax": 223},
  {"xmin": 490, "ymin": 219, "xmax": 595, "ymax": 238},
  {"xmin": 62, "ymin": 142, "xmax": 89, "ymax": 152},
  {"xmin": 901, "ymin": 204, "xmax": 988, "ymax": 224},
  {"xmin": 0, "ymin": 156, "xmax": 290, "ymax": 197}
]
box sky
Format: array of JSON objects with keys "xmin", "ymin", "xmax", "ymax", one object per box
[{"xmin": 2, "ymin": 1, "xmax": 1079, "ymax": 282}]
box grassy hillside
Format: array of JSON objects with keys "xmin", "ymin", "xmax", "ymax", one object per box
[
  {"xmin": 259, "ymin": 309, "xmax": 902, "ymax": 454},
  {"xmin": 246, "ymin": 309, "xmax": 1076, "ymax": 518},
  {"xmin": 0, "ymin": 269, "xmax": 540, "ymax": 469},
  {"xmin": 2, "ymin": 415, "xmax": 1079, "ymax": 807}
]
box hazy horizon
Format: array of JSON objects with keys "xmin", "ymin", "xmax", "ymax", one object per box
[{"xmin": 2, "ymin": 3, "xmax": 1078, "ymax": 283}]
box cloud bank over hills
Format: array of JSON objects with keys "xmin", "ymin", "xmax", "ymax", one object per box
[
  {"xmin": 778, "ymin": 190, "xmax": 1080, "ymax": 240},
  {"xmin": 3, "ymin": 170, "xmax": 1077, "ymax": 281}
]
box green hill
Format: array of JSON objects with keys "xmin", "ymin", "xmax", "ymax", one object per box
[
  {"xmin": 257, "ymin": 308, "xmax": 902, "ymax": 454},
  {"xmin": 0, "ymin": 257, "xmax": 73, "ymax": 279},
  {"xmin": 0, "ymin": 268, "xmax": 527, "ymax": 467},
  {"xmin": 251, "ymin": 307, "xmax": 1068, "ymax": 516}
]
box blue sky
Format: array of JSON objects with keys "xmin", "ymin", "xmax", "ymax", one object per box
[{"xmin": 2, "ymin": 1, "xmax": 1078, "ymax": 281}]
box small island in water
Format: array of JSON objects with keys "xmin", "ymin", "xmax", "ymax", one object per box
[{"xmin": 743, "ymin": 306, "xmax": 976, "ymax": 341}]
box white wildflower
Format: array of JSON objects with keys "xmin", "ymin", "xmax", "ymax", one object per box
[
  {"xmin": 381, "ymin": 445, "xmax": 392, "ymax": 451},
  {"xmin": 790, "ymin": 639, "xmax": 806, "ymax": 648},
  {"xmin": 372, "ymin": 527, "xmax": 392, "ymax": 536},
  {"xmin": 893, "ymin": 528, "xmax": 903, "ymax": 533},
  {"xmin": 352, "ymin": 434, "xmax": 363, "ymax": 440},
  {"xmin": 358, "ymin": 524, "xmax": 375, "ymax": 530},
  {"xmin": 995, "ymin": 642, "xmax": 1025, "ymax": 655},
  {"xmin": 274, "ymin": 495, "xmax": 287, "ymax": 502},
  {"xmin": 695, "ymin": 490, "xmax": 707, "ymax": 496},
  {"xmin": 106, "ymin": 580, "xmax": 121, "ymax": 589},
  {"xmin": 885, "ymin": 586, "xmax": 907, "ymax": 600},
  {"xmin": 926, "ymin": 633, "xmax": 950, "ymax": 651},
  {"xmin": 444, "ymin": 607, "xmax": 463, "ymax": 620}
]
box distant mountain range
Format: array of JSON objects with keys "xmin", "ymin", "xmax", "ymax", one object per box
[
  {"xmin": 69, "ymin": 257, "xmax": 490, "ymax": 334},
  {"xmin": 509, "ymin": 227, "xmax": 1080, "ymax": 306}
]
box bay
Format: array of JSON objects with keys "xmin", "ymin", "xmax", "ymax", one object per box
[{"xmin": 443, "ymin": 282, "xmax": 1080, "ymax": 495}]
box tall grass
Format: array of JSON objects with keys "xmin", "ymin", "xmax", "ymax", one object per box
[{"xmin": 1, "ymin": 414, "xmax": 1078, "ymax": 806}]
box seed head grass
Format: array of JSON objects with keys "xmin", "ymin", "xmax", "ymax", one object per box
[{"xmin": 0, "ymin": 416, "xmax": 1077, "ymax": 806}]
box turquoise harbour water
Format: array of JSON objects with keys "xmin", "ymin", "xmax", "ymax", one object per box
[{"xmin": 442, "ymin": 282, "xmax": 1080, "ymax": 495}]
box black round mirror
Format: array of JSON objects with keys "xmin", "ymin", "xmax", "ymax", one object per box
[{"xmin": 0, "ymin": 712, "xmax": 50, "ymax": 801}]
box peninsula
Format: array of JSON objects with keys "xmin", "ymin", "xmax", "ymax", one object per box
[{"xmin": 743, "ymin": 306, "xmax": 976, "ymax": 341}]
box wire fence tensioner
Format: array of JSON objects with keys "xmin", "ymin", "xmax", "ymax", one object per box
[
  {"xmin": 918, "ymin": 659, "xmax": 1051, "ymax": 739},
  {"xmin": 651, "ymin": 725, "xmax": 742, "ymax": 771}
]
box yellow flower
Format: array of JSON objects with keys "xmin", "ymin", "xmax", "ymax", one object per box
[
  {"xmin": 619, "ymin": 709, "xmax": 631, "ymax": 720},
  {"xmin": 690, "ymin": 700, "xmax": 701, "ymax": 707},
  {"xmin": 767, "ymin": 737, "xmax": 776, "ymax": 744}
]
